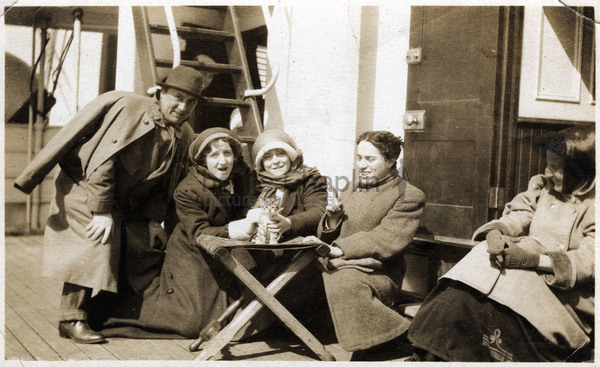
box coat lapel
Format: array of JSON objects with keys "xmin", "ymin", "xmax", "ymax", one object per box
[{"xmin": 85, "ymin": 105, "xmax": 155, "ymax": 179}]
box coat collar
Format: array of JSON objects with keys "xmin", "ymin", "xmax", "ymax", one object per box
[{"xmin": 148, "ymin": 101, "xmax": 184, "ymax": 139}]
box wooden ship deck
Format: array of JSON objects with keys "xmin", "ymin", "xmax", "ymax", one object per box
[{"xmin": 5, "ymin": 235, "xmax": 411, "ymax": 362}]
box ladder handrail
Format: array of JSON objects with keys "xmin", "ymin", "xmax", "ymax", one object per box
[
  {"xmin": 243, "ymin": 5, "xmax": 279, "ymax": 98},
  {"xmin": 164, "ymin": 5, "xmax": 181, "ymax": 68},
  {"xmin": 244, "ymin": 64, "xmax": 279, "ymax": 98},
  {"xmin": 229, "ymin": 5, "xmax": 263, "ymax": 135},
  {"xmin": 141, "ymin": 6, "xmax": 159, "ymax": 85}
]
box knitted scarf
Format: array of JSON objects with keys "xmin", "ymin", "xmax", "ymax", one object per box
[
  {"xmin": 188, "ymin": 165, "xmax": 234, "ymax": 194},
  {"xmin": 357, "ymin": 166, "xmax": 399, "ymax": 190}
]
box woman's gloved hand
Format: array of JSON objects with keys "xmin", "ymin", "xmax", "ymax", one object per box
[
  {"xmin": 486, "ymin": 230, "xmax": 540, "ymax": 269},
  {"xmin": 502, "ymin": 240, "xmax": 541, "ymax": 269},
  {"xmin": 486, "ymin": 230, "xmax": 510, "ymax": 267},
  {"xmin": 243, "ymin": 208, "xmax": 263, "ymax": 235}
]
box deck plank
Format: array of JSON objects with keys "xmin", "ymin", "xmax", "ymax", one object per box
[
  {"xmin": 100, "ymin": 338, "xmax": 168, "ymax": 360},
  {"xmin": 5, "ymin": 284, "xmax": 91, "ymax": 360},
  {"xmin": 5, "ymin": 237, "xmax": 118, "ymax": 361},
  {"xmin": 4, "ymin": 328, "xmax": 35, "ymax": 360},
  {"xmin": 5, "ymin": 304, "xmax": 61, "ymax": 360},
  {"xmin": 4, "ymin": 235, "xmax": 343, "ymax": 361},
  {"xmin": 145, "ymin": 339, "xmax": 196, "ymax": 360},
  {"xmin": 5, "ymin": 264, "xmax": 59, "ymax": 320},
  {"xmin": 5, "ymin": 238, "xmax": 62, "ymax": 302}
]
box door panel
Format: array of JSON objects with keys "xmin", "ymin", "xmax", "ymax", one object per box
[{"xmin": 404, "ymin": 7, "xmax": 501, "ymax": 240}]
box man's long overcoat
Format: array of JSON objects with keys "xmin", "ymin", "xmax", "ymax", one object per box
[{"xmin": 14, "ymin": 91, "xmax": 194, "ymax": 295}]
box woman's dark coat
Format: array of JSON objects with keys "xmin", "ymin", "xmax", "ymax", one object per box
[{"xmin": 97, "ymin": 167, "xmax": 251, "ymax": 338}]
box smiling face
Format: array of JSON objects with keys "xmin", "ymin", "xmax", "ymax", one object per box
[
  {"xmin": 545, "ymin": 150, "xmax": 565, "ymax": 193},
  {"xmin": 205, "ymin": 139, "xmax": 234, "ymax": 180},
  {"xmin": 356, "ymin": 141, "xmax": 394, "ymax": 183},
  {"xmin": 159, "ymin": 87, "xmax": 198, "ymax": 124},
  {"xmin": 262, "ymin": 148, "xmax": 292, "ymax": 177}
]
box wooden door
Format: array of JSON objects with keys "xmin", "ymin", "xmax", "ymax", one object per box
[{"xmin": 403, "ymin": 7, "xmax": 503, "ymax": 240}]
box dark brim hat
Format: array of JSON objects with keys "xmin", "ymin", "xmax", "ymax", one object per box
[{"xmin": 157, "ymin": 65, "xmax": 206, "ymax": 98}]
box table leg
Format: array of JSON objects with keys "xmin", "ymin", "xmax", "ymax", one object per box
[{"xmin": 194, "ymin": 249, "xmax": 335, "ymax": 361}]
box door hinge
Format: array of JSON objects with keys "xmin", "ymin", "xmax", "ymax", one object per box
[{"xmin": 488, "ymin": 187, "xmax": 506, "ymax": 209}]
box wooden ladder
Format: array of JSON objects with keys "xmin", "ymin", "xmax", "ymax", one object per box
[{"xmin": 141, "ymin": 5, "xmax": 264, "ymax": 166}]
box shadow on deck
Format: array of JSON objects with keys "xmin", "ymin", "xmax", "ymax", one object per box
[{"xmin": 5, "ymin": 235, "xmax": 357, "ymax": 362}]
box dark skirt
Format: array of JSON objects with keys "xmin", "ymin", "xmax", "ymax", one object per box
[
  {"xmin": 89, "ymin": 226, "xmax": 238, "ymax": 339},
  {"xmin": 408, "ymin": 279, "xmax": 591, "ymax": 362}
]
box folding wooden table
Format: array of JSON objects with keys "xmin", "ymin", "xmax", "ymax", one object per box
[{"xmin": 192, "ymin": 235, "xmax": 336, "ymax": 361}]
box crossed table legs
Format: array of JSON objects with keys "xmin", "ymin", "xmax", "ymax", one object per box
[{"xmin": 193, "ymin": 240, "xmax": 335, "ymax": 361}]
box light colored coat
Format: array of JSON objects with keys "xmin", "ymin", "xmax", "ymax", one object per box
[
  {"xmin": 443, "ymin": 174, "xmax": 594, "ymax": 350},
  {"xmin": 14, "ymin": 91, "xmax": 194, "ymax": 295},
  {"xmin": 317, "ymin": 177, "xmax": 426, "ymax": 351}
]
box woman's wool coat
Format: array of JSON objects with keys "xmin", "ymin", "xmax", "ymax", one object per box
[
  {"xmin": 317, "ymin": 177, "xmax": 426, "ymax": 351},
  {"xmin": 442, "ymin": 174, "xmax": 594, "ymax": 350}
]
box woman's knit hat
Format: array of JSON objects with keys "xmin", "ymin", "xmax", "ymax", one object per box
[
  {"xmin": 252, "ymin": 129, "xmax": 299, "ymax": 168},
  {"xmin": 189, "ymin": 127, "xmax": 242, "ymax": 165}
]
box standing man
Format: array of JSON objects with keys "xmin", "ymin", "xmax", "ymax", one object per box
[{"xmin": 14, "ymin": 66, "xmax": 207, "ymax": 344}]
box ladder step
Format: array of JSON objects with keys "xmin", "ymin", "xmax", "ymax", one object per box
[
  {"xmin": 156, "ymin": 59, "xmax": 242, "ymax": 74},
  {"xmin": 237, "ymin": 136, "xmax": 255, "ymax": 143},
  {"xmin": 149, "ymin": 24, "xmax": 234, "ymax": 42},
  {"xmin": 202, "ymin": 97, "xmax": 251, "ymax": 107}
]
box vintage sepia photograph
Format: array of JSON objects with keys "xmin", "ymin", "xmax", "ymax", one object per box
[{"xmin": 2, "ymin": 0, "xmax": 597, "ymax": 364}]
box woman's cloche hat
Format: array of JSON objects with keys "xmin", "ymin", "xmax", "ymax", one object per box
[{"xmin": 252, "ymin": 129, "xmax": 299, "ymax": 168}]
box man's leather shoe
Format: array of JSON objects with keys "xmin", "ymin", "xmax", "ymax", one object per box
[{"xmin": 58, "ymin": 320, "xmax": 106, "ymax": 344}]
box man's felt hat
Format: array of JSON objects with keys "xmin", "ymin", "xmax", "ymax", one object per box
[{"xmin": 157, "ymin": 65, "xmax": 206, "ymax": 98}]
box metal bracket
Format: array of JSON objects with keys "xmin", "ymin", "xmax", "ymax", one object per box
[
  {"xmin": 403, "ymin": 110, "xmax": 426, "ymax": 131},
  {"xmin": 406, "ymin": 47, "xmax": 422, "ymax": 64}
]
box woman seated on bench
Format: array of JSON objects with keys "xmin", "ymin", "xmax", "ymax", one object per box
[
  {"xmin": 319, "ymin": 130, "xmax": 426, "ymax": 361},
  {"xmin": 408, "ymin": 125, "xmax": 595, "ymax": 362}
]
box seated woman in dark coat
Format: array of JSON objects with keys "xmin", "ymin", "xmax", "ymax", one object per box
[
  {"xmin": 318, "ymin": 131, "xmax": 426, "ymax": 361},
  {"xmin": 92, "ymin": 128, "xmax": 255, "ymax": 338},
  {"xmin": 227, "ymin": 129, "xmax": 329, "ymax": 242},
  {"xmin": 408, "ymin": 125, "xmax": 595, "ymax": 362},
  {"xmin": 94, "ymin": 128, "xmax": 328, "ymax": 340},
  {"xmin": 226, "ymin": 129, "xmax": 330, "ymax": 340}
]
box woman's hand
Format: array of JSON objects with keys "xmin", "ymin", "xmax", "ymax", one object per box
[
  {"xmin": 242, "ymin": 208, "xmax": 263, "ymax": 235},
  {"xmin": 86, "ymin": 212, "xmax": 114, "ymax": 244},
  {"xmin": 502, "ymin": 241, "xmax": 540, "ymax": 269},
  {"xmin": 486, "ymin": 230, "xmax": 507, "ymax": 267},
  {"xmin": 327, "ymin": 244, "xmax": 344, "ymax": 258},
  {"xmin": 486, "ymin": 230, "xmax": 540, "ymax": 269},
  {"xmin": 326, "ymin": 186, "xmax": 344, "ymax": 228},
  {"xmin": 266, "ymin": 213, "xmax": 292, "ymax": 235},
  {"xmin": 245, "ymin": 208, "xmax": 263, "ymax": 224}
]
